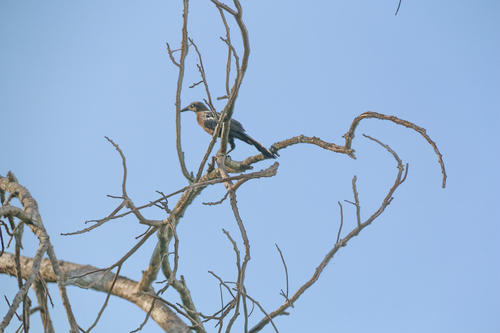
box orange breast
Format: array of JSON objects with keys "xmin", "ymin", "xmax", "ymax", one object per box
[{"xmin": 196, "ymin": 112, "xmax": 214, "ymax": 135}]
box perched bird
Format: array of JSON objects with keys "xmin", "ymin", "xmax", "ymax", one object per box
[{"xmin": 181, "ymin": 101, "xmax": 277, "ymax": 158}]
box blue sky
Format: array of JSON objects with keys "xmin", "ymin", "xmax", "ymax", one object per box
[{"xmin": 1, "ymin": 1, "xmax": 499, "ymax": 332}]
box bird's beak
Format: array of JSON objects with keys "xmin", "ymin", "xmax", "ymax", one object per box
[{"xmin": 180, "ymin": 106, "xmax": 189, "ymax": 112}]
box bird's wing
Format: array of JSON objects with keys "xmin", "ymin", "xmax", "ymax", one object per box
[
  {"xmin": 203, "ymin": 118, "xmax": 218, "ymax": 132},
  {"xmin": 205, "ymin": 117, "xmax": 246, "ymax": 133},
  {"xmin": 230, "ymin": 118, "xmax": 245, "ymax": 133}
]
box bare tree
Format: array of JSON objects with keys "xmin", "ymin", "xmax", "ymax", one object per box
[{"xmin": 0, "ymin": 1, "xmax": 446, "ymax": 332}]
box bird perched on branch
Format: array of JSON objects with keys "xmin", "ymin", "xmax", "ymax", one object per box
[{"xmin": 181, "ymin": 101, "xmax": 277, "ymax": 159}]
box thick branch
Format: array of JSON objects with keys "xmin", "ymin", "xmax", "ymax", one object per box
[{"xmin": 0, "ymin": 253, "xmax": 191, "ymax": 333}]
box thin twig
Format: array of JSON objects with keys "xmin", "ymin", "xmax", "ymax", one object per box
[
  {"xmin": 274, "ymin": 244, "xmax": 291, "ymax": 306},
  {"xmin": 65, "ymin": 163, "xmax": 278, "ymax": 229},
  {"xmin": 166, "ymin": 42, "xmax": 180, "ymax": 67},
  {"xmin": 352, "ymin": 176, "xmax": 361, "ymax": 227},
  {"xmin": 61, "ymin": 201, "xmax": 125, "ymax": 235},
  {"xmin": 189, "ymin": 38, "xmax": 215, "ymax": 111},
  {"xmin": 235, "ymin": 289, "xmax": 279, "ymax": 333},
  {"xmin": 395, "ymin": 0, "xmax": 403, "ymax": 15},
  {"xmin": 336, "ymin": 202, "xmax": 344, "ymax": 244},
  {"xmin": 84, "ymin": 266, "xmax": 122, "ymax": 332},
  {"xmin": 217, "ymin": 7, "xmax": 232, "ymax": 96}
]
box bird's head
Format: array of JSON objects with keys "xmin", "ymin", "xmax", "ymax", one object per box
[{"xmin": 181, "ymin": 101, "xmax": 208, "ymax": 113}]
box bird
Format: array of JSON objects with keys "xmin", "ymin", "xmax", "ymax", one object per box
[{"xmin": 181, "ymin": 101, "xmax": 277, "ymax": 159}]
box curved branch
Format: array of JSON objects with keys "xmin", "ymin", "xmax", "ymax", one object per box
[
  {"xmin": 0, "ymin": 253, "xmax": 191, "ymax": 333},
  {"xmin": 232, "ymin": 112, "xmax": 446, "ymax": 191},
  {"xmin": 343, "ymin": 111, "xmax": 446, "ymax": 188}
]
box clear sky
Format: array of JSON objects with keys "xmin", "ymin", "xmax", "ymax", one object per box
[{"xmin": 1, "ymin": 1, "xmax": 499, "ymax": 332}]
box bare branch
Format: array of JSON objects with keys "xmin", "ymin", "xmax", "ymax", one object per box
[
  {"xmin": 0, "ymin": 174, "xmax": 79, "ymax": 332},
  {"xmin": 249, "ymin": 135, "xmax": 406, "ymax": 333},
  {"xmin": 70, "ymin": 163, "xmax": 277, "ymax": 226},
  {"xmin": 400, "ymin": 163, "xmax": 409, "ymax": 185},
  {"xmin": 214, "ymin": 155, "xmax": 250, "ymax": 333},
  {"xmin": 336, "ymin": 201, "xmax": 344, "ymax": 244},
  {"xmin": 189, "ymin": 80, "xmax": 203, "ymax": 88},
  {"xmin": 46, "ymin": 244, "xmax": 79, "ymax": 332},
  {"xmin": 211, "ymin": 0, "xmax": 237, "ymax": 16},
  {"xmin": 395, "ymin": 0, "xmax": 403, "ymax": 15},
  {"xmin": 0, "ymin": 241, "xmax": 48, "ymax": 331},
  {"xmin": 189, "ymin": 38, "xmax": 215, "ymax": 111},
  {"xmin": 223, "ymin": 229, "xmax": 241, "ymax": 287},
  {"xmin": 235, "ymin": 289, "xmax": 279, "ymax": 333},
  {"xmin": 203, "ymin": 162, "xmax": 278, "ymax": 205},
  {"xmin": 0, "ymin": 253, "xmax": 190, "ymax": 332},
  {"xmin": 137, "ymin": 241, "xmax": 163, "ymax": 293},
  {"xmin": 274, "ymin": 244, "xmax": 291, "ymax": 306},
  {"xmin": 159, "ymin": 268, "xmax": 205, "ymax": 333},
  {"xmin": 219, "ymin": 37, "xmax": 240, "ymax": 74},
  {"xmin": 61, "ymin": 201, "xmax": 126, "ymax": 235},
  {"xmin": 0, "ymin": 227, "xmax": 4, "ymax": 258},
  {"xmin": 210, "ymin": 0, "xmax": 250, "ymax": 159},
  {"xmin": 351, "ymin": 176, "xmax": 361, "ymax": 227},
  {"xmin": 166, "ymin": 42, "xmax": 180, "ymax": 67},
  {"xmin": 32, "ymin": 278, "xmax": 55, "ymax": 333},
  {"xmin": 174, "ymin": 0, "xmax": 194, "ymax": 182},
  {"xmin": 0, "ymin": 206, "xmax": 32, "ymax": 224},
  {"xmin": 343, "ymin": 111, "xmax": 446, "ymax": 188},
  {"xmin": 217, "ymin": 7, "xmax": 232, "ymax": 96},
  {"xmin": 71, "ymin": 227, "xmax": 158, "ymax": 281},
  {"xmin": 238, "ymin": 135, "xmax": 354, "ymax": 169},
  {"xmin": 84, "ymin": 266, "xmax": 122, "ymax": 333},
  {"xmin": 1, "ymin": 2, "xmax": 447, "ymax": 333}
]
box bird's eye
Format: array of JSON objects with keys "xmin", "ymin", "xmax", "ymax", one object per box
[{"xmin": 190, "ymin": 104, "xmax": 195, "ymax": 108}]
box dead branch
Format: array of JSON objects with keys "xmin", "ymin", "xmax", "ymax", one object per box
[
  {"xmin": 64, "ymin": 162, "xmax": 279, "ymax": 236},
  {"xmin": 189, "ymin": 38, "xmax": 215, "ymax": 111},
  {"xmin": 0, "ymin": 252, "xmax": 190, "ymax": 332},
  {"xmin": 395, "ymin": 0, "xmax": 403, "ymax": 15},
  {"xmin": 249, "ymin": 135, "xmax": 407, "ymax": 333},
  {"xmin": 174, "ymin": 0, "xmax": 194, "ymax": 182},
  {"xmin": 209, "ymin": 0, "xmax": 250, "ymax": 160},
  {"xmin": 0, "ymin": 174, "xmax": 79, "ymax": 333},
  {"xmin": 217, "ymin": 7, "xmax": 232, "ymax": 96},
  {"xmin": 274, "ymin": 244, "xmax": 291, "ymax": 306},
  {"xmin": 0, "ymin": 241, "xmax": 48, "ymax": 331},
  {"xmin": 343, "ymin": 111, "xmax": 446, "ymax": 188},
  {"xmin": 32, "ymin": 278, "xmax": 54, "ymax": 333},
  {"xmin": 0, "ymin": 2, "xmax": 448, "ymax": 332}
]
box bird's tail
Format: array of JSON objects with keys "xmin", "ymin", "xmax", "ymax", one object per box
[{"xmin": 234, "ymin": 132, "xmax": 277, "ymax": 159}]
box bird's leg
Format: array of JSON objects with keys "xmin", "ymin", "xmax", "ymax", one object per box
[
  {"xmin": 227, "ymin": 137, "xmax": 236, "ymax": 156},
  {"xmin": 270, "ymin": 144, "xmax": 280, "ymax": 157}
]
